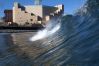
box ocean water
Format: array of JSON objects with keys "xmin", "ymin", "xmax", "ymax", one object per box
[
  {"xmin": 0, "ymin": 14, "xmax": 99, "ymax": 66},
  {"xmin": 0, "ymin": 0, "xmax": 99, "ymax": 66}
]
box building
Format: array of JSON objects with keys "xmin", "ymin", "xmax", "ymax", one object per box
[
  {"xmin": 0, "ymin": 17, "xmax": 4, "ymax": 22},
  {"xmin": 4, "ymin": 0, "xmax": 64, "ymax": 26},
  {"xmin": 4, "ymin": 10, "xmax": 13, "ymax": 23},
  {"xmin": 0, "ymin": 17, "xmax": 8, "ymax": 26}
]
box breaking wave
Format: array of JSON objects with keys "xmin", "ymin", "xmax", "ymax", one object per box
[{"xmin": 30, "ymin": 19, "xmax": 61, "ymax": 41}]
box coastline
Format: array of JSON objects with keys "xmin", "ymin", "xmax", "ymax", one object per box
[{"xmin": 0, "ymin": 30, "xmax": 37, "ymax": 33}]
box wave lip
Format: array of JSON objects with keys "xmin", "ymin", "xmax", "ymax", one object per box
[{"xmin": 30, "ymin": 22, "xmax": 61, "ymax": 42}]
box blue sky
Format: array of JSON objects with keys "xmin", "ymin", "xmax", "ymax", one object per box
[{"xmin": 0, "ymin": 0, "xmax": 86, "ymax": 17}]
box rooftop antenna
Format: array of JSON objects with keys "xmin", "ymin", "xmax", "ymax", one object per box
[{"xmin": 34, "ymin": 0, "xmax": 42, "ymax": 5}]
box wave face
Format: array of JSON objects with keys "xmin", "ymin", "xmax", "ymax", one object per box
[{"xmin": 33, "ymin": 0, "xmax": 99, "ymax": 66}]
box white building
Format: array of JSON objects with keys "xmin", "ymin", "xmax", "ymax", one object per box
[{"xmin": 12, "ymin": 0, "xmax": 64, "ymax": 25}]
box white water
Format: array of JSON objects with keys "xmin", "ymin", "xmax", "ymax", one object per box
[{"xmin": 30, "ymin": 19, "xmax": 61, "ymax": 42}]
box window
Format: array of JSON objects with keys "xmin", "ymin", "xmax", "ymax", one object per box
[
  {"xmin": 30, "ymin": 19, "xmax": 33, "ymax": 21},
  {"xmin": 31, "ymin": 13, "xmax": 34, "ymax": 16}
]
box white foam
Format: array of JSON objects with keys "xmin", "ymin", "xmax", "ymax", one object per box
[{"xmin": 29, "ymin": 19, "xmax": 61, "ymax": 42}]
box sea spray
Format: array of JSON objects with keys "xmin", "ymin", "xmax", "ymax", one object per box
[{"xmin": 29, "ymin": 19, "xmax": 61, "ymax": 41}]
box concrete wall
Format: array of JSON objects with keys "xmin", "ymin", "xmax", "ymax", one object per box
[
  {"xmin": 13, "ymin": 2, "xmax": 38, "ymax": 25},
  {"xmin": 25, "ymin": 5, "xmax": 43, "ymax": 18},
  {"xmin": 43, "ymin": 6, "xmax": 57, "ymax": 16},
  {"xmin": 55, "ymin": 4, "xmax": 64, "ymax": 15},
  {"xmin": 43, "ymin": 4, "xmax": 64, "ymax": 23}
]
